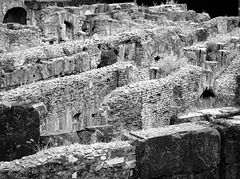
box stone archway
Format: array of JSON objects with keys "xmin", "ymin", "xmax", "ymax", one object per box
[{"xmin": 3, "ymin": 7, "xmax": 27, "ymax": 25}]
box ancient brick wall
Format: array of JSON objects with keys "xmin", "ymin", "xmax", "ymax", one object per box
[
  {"xmin": 100, "ymin": 65, "xmax": 204, "ymax": 131},
  {"xmin": 0, "ymin": 62, "xmax": 131, "ymax": 136},
  {"xmin": 0, "ymin": 27, "xmax": 189, "ymax": 91},
  {"xmin": 0, "ymin": 40, "xmax": 102, "ymax": 90}
]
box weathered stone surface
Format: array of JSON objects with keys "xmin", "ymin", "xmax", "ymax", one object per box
[
  {"xmin": 224, "ymin": 163, "xmax": 240, "ymax": 179},
  {"xmin": 0, "ymin": 62, "xmax": 130, "ymax": 136},
  {"xmin": 214, "ymin": 119, "xmax": 240, "ymax": 165},
  {"xmin": 100, "ymin": 66, "xmax": 204, "ymax": 131},
  {"xmin": 0, "ymin": 104, "xmax": 40, "ymax": 161},
  {"xmin": 0, "ymin": 141, "xmax": 135, "ymax": 179},
  {"xmin": 77, "ymin": 125, "xmax": 114, "ymax": 144},
  {"xmin": 175, "ymin": 112, "xmax": 207, "ymax": 124},
  {"xmin": 0, "ymin": 27, "xmax": 188, "ymax": 90},
  {"xmin": 132, "ymin": 123, "xmax": 221, "ymax": 179},
  {"xmin": 0, "ymin": 26, "xmax": 40, "ymax": 53},
  {"xmin": 40, "ymin": 132, "xmax": 80, "ymax": 148}
]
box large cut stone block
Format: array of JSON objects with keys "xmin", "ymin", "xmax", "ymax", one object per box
[
  {"xmin": 215, "ymin": 118, "xmax": 240, "ymax": 165},
  {"xmin": 0, "ymin": 104, "xmax": 40, "ymax": 161},
  {"xmin": 162, "ymin": 168, "xmax": 218, "ymax": 179},
  {"xmin": 132, "ymin": 123, "xmax": 220, "ymax": 179}
]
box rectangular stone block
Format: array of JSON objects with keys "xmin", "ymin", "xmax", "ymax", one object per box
[
  {"xmin": 215, "ymin": 119, "xmax": 240, "ymax": 165},
  {"xmin": 0, "ymin": 104, "xmax": 40, "ymax": 161},
  {"xmin": 132, "ymin": 123, "xmax": 221, "ymax": 179}
]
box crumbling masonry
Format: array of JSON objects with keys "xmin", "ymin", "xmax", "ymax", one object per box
[{"xmin": 1, "ymin": 0, "xmax": 240, "ymax": 179}]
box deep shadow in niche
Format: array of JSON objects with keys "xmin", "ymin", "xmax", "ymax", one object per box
[
  {"xmin": 97, "ymin": 50, "xmax": 118, "ymax": 68},
  {"xmin": 64, "ymin": 21, "xmax": 74, "ymax": 40},
  {"xmin": 3, "ymin": 7, "xmax": 27, "ymax": 25},
  {"xmin": 200, "ymin": 88, "xmax": 216, "ymax": 99},
  {"xmin": 73, "ymin": 113, "xmax": 81, "ymax": 122}
]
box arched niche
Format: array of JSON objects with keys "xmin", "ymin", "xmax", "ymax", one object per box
[{"xmin": 3, "ymin": 7, "xmax": 27, "ymax": 25}]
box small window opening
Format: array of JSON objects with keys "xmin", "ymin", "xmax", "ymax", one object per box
[{"xmin": 73, "ymin": 113, "xmax": 81, "ymax": 121}]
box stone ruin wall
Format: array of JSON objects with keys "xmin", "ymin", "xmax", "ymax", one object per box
[
  {"xmin": 25, "ymin": 3, "xmax": 137, "ymax": 43},
  {"xmin": 1, "ymin": 1, "xmax": 240, "ymax": 178},
  {"xmin": 0, "ymin": 1, "xmax": 211, "ymax": 50},
  {"xmin": 0, "ymin": 41, "xmax": 101, "ymax": 90},
  {"xmin": 0, "ymin": 62, "xmax": 130, "ymax": 136},
  {"xmin": 0, "ymin": 25, "xmax": 209, "ymax": 136},
  {"xmin": 2, "ymin": 118, "xmax": 240, "ymax": 178},
  {"xmin": 0, "ymin": 26, "xmax": 194, "ymax": 91},
  {"xmin": 100, "ymin": 65, "xmax": 204, "ymax": 131},
  {"xmin": 182, "ymin": 17, "xmax": 240, "ymax": 106}
]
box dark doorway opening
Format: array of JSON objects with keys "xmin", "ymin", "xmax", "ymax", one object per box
[
  {"xmin": 3, "ymin": 7, "xmax": 27, "ymax": 25},
  {"xmin": 136, "ymin": 0, "xmax": 238, "ymax": 18},
  {"xmin": 200, "ymin": 88, "xmax": 216, "ymax": 99},
  {"xmin": 64, "ymin": 21, "xmax": 74, "ymax": 40},
  {"xmin": 97, "ymin": 50, "xmax": 118, "ymax": 68}
]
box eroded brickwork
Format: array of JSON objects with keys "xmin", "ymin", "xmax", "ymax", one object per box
[
  {"xmin": 100, "ymin": 65, "xmax": 204, "ymax": 131},
  {"xmin": 0, "ymin": 62, "xmax": 131, "ymax": 136}
]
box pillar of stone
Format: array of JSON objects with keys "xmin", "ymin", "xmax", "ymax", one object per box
[
  {"xmin": 216, "ymin": 42, "xmax": 226, "ymax": 50},
  {"xmin": 125, "ymin": 64, "xmax": 134, "ymax": 84},
  {"xmin": 217, "ymin": 19, "xmax": 228, "ymax": 33},
  {"xmin": 218, "ymin": 50, "xmax": 229, "ymax": 70},
  {"xmin": 195, "ymin": 48, "xmax": 206, "ymax": 67},
  {"xmin": 199, "ymin": 70, "xmax": 214, "ymax": 91},
  {"xmin": 149, "ymin": 67, "xmax": 158, "ymax": 79}
]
